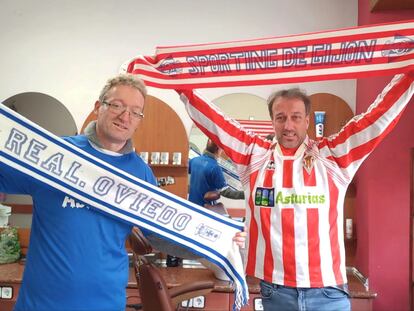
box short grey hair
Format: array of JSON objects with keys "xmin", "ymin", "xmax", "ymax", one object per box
[
  {"xmin": 98, "ymin": 73, "xmax": 147, "ymax": 102},
  {"xmin": 267, "ymin": 88, "xmax": 311, "ymax": 119}
]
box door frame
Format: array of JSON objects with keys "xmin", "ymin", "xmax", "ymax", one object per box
[{"xmin": 410, "ymin": 149, "xmax": 414, "ymax": 310}]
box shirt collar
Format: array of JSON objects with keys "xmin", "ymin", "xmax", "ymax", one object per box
[
  {"xmin": 203, "ymin": 150, "xmax": 217, "ymax": 159},
  {"xmin": 83, "ymin": 121, "xmax": 134, "ymax": 155}
]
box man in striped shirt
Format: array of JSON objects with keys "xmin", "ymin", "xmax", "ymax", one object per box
[{"xmin": 178, "ymin": 72, "xmax": 414, "ymax": 311}]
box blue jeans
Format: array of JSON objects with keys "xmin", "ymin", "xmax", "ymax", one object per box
[{"xmin": 260, "ymin": 280, "xmax": 350, "ymax": 311}]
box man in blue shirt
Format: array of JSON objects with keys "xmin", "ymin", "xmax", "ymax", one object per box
[
  {"xmin": 0, "ymin": 74, "xmax": 157, "ymax": 311},
  {"xmin": 189, "ymin": 139, "xmax": 244, "ymax": 207}
]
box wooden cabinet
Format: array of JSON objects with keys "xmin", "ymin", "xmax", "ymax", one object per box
[
  {"xmin": 132, "ymin": 96, "xmax": 189, "ymax": 199},
  {"xmin": 308, "ymin": 93, "xmax": 354, "ymax": 140},
  {"xmin": 81, "ymin": 95, "xmax": 189, "ymax": 199}
]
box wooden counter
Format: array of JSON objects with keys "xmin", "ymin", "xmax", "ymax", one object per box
[
  {"xmin": 0, "ymin": 261, "xmax": 376, "ymax": 311},
  {"xmin": 127, "ymin": 265, "xmax": 375, "ymax": 297},
  {"xmin": 126, "ymin": 263, "xmax": 376, "ymax": 311},
  {"xmin": 0, "ymin": 262, "xmax": 25, "ymax": 311}
]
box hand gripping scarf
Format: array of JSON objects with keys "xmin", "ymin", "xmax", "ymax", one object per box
[{"xmin": 0, "ymin": 104, "xmax": 248, "ymax": 310}]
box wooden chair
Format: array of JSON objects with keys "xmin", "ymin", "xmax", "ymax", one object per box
[{"xmin": 127, "ymin": 227, "xmax": 215, "ymax": 311}]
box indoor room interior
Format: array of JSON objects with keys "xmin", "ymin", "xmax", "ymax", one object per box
[{"xmin": 0, "ymin": 1, "xmax": 414, "ymax": 311}]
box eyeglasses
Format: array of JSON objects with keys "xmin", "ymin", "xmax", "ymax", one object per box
[{"xmin": 102, "ymin": 101, "xmax": 144, "ymax": 119}]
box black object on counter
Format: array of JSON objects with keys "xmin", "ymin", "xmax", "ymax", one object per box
[{"xmin": 166, "ymin": 254, "xmax": 182, "ymax": 267}]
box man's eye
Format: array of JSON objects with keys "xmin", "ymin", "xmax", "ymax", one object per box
[
  {"xmin": 111, "ymin": 103, "xmax": 122, "ymax": 109},
  {"xmin": 292, "ymin": 115, "xmax": 302, "ymax": 121}
]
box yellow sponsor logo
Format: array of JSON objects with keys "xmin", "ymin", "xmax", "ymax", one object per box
[{"xmin": 275, "ymin": 191, "xmax": 325, "ymax": 205}]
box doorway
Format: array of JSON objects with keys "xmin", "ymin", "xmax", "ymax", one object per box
[
  {"xmin": 410, "ymin": 149, "xmax": 414, "ymax": 310},
  {"xmin": 1, "ymin": 92, "xmax": 77, "ymax": 227}
]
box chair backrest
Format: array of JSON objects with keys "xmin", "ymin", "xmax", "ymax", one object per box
[{"xmin": 128, "ymin": 227, "xmax": 175, "ymax": 311}]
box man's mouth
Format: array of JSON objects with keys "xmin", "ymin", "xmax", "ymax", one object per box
[
  {"xmin": 283, "ymin": 132, "xmax": 296, "ymax": 138},
  {"xmin": 113, "ymin": 122, "xmax": 128, "ymax": 130}
]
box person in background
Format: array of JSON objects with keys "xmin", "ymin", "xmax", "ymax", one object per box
[
  {"xmin": 0, "ymin": 74, "xmax": 157, "ymax": 311},
  {"xmin": 189, "ymin": 139, "xmax": 244, "ymax": 207},
  {"xmin": 179, "ymin": 73, "xmax": 414, "ymax": 311},
  {"xmin": 186, "ymin": 138, "xmax": 246, "ymax": 276},
  {"xmin": 164, "ymin": 139, "xmax": 244, "ymax": 267}
]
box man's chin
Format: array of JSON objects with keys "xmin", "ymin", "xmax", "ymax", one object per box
[
  {"xmin": 281, "ymin": 140, "xmax": 299, "ymax": 149},
  {"xmin": 110, "ymin": 134, "xmax": 130, "ymax": 144}
]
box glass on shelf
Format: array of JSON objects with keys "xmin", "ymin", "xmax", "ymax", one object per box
[
  {"xmin": 160, "ymin": 152, "xmax": 169, "ymax": 165},
  {"xmin": 151, "ymin": 152, "xmax": 160, "ymax": 165},
  {"xmin": 139, "ymin": 152, "xmax": 149, "ymax": 164},
  {"xmin": 172, "ymin": 152, "xmax": 182, "ymax": 165}
]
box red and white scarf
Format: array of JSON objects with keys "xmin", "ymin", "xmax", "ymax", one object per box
[{"xmin": 122, "ymin": 19, "xmax": 414, "ymax": 89}]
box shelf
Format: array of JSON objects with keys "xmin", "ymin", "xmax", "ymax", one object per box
[{"xmin": 149, "ymin": 164, "xmax": 188, "ymax": 168}]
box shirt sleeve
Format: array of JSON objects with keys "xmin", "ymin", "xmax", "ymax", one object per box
[
  {"xmin": 179, "ymin": 89, "xmax": 272, "ymax": 185},
  {"xmin": 146, "ymin": 167, "xmax": 158, "ymax": 187},
  {"xmin": 220, "ymin": 187, "xmax": 245, "ymax": 200},
  {"xmin": 318, "ymin": 73, "xmax": 414, "ymax": 182},
  {"xmin": 0, "ymin": 161, "xmax": 36, "ymax": 195},
  {"xmin": 210, "ymin": 164, "xmax": 227, "ymax": 191}
]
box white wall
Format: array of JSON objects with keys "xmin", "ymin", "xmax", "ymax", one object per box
[{"xmin": 0, "ymin": 0, "xmax": 358, "ymax": 136}]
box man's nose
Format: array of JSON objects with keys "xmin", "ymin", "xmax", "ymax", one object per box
[
  {"xmin": 284, "ymin": 118, "xmax": 294, "ymax": 130},
  {"xmin": 118, "ymin": 109, "xmax": 131, "ymax": 121}
]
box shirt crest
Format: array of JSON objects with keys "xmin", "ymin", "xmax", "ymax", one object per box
[{"xmin": 303, "ymin": 153, "xmax": 315, "ymax": 174}]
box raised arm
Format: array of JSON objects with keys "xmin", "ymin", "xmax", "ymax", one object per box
[
  {"xmin": 318, "ymin": 72, "xmax": 414, "ymax": 182},
  {"xmin": 179, "ymin": 90, "xmax": 271, "ymax": 170}
]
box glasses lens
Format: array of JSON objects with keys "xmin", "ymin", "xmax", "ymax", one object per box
[
  {"xmin": 110, "ymin": 102, "xmax": 123, "ymax": 111},
  {"xmin": 104, "ymin": 101, "xmax": 143, "ymax": 119}
]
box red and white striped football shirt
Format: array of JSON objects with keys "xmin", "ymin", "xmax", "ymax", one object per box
[{"xmin": 180, "ymin": 72, "xmax": 414, "ymax": 287}]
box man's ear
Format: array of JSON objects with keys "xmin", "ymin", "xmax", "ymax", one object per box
[{"xmin": 94, "ymin": 100, "xmax": 101, "ymax": 115}]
